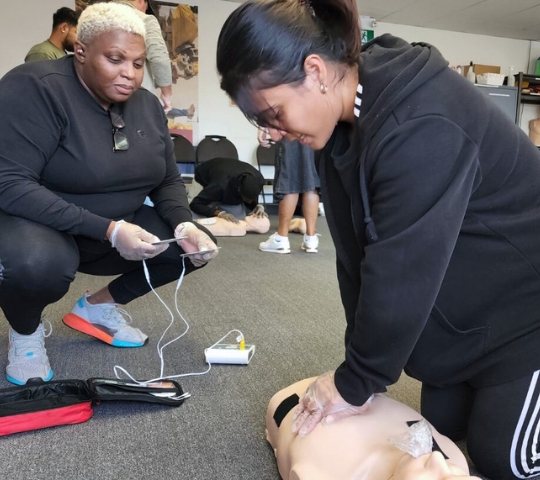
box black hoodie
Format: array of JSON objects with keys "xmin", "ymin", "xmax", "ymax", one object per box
[{"xmin": 319, "ymin": 35, "xmax": 540, "ymax": 406}]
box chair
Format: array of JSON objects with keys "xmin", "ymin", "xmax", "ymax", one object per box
[
  {"xmin": 256, "ymin": 141, "xmax": 279, "ymax": 206},
  {"xmin": 196, "ymin": 135, "xmax": 239, "ymax": 165},
  {"xmin": 172, "ymin": 134, "xmax": 196, "ymax": 184}
]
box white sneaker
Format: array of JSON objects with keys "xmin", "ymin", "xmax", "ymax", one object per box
[
  {"xmin": 301, "ymin": 234, "xmax": 320, "ymax": 253},
  {"xmin": 63, "ymin": 293, "xmax": 148, "ymax": 348},
  {"xmin": 6, "ymin": 323, "xmax": 53, "ymax": 385},
  {"xmin": 259, "ymin": 233, "xmax": 291, "ymax": 254}
]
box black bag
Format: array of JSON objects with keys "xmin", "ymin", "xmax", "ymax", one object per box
[{"xmin": 0, "ymin": 378, "xmax": 186, "ymax": 436}]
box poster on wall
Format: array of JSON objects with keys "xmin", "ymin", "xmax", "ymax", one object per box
[
  {"xmin": 153, "ymin": 2, "xmax": 199, "ymax": 143},
  {"xmin": 75, "ymin": 0, "xmax": 199, "ymax": 144}
]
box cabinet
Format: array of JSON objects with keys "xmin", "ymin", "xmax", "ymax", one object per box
[
  {"xmin": 474, "ymin": 84, "xmax": 518, "ymax": 124},
  {"xmin": 516, "ymin": 73, "xmax": 540, "ymax": 120}
]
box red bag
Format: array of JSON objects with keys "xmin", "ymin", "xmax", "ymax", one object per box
[
  {"xmin": 0, "ymin": 380, "xmax": 93, "ymax": 436},
  {"xmin": 0, "ymin": 378, "xmax": 186, "ymax": 436}
]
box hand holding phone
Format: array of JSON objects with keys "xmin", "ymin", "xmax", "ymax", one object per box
[
  {"xmin": 180, "ymin": 247, "xmax": 221, "ymax": 258},
  {"xmin": 151, "ymin": 236, "xmax": 187, "ymax": 245}
]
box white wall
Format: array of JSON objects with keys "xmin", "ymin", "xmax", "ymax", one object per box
[
  {"xmin": 1, "ymin": 1, "xmax": 538, "ymax": 163},
  {"xmin": 375, "ymin": 22, "xmax": 540, "ymax": 133}
]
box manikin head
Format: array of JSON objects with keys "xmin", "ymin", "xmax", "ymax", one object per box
[
  {"xmin": 217, "ymin": 0, "xmax": 361, "ymax": 150},
  {"xmin": 73, "ymin": 2, "xmax": 146, "ymax": 110}
]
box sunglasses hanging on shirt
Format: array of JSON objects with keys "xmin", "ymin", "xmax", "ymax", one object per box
[{"xmin": 109, "ymin": 111, "xmax": 129, "ymax": 152}]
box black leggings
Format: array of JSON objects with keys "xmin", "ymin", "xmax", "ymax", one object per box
[
  {"xmin": 0, "ymin": 207, "xmax": 197, "ymax": 334},
  {"xmin": 422, "ymin": 371, "xmax": 540, "ymax": 479}
]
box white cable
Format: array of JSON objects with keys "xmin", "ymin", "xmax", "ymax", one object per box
[{"xmin": 113, "ymin": 256, "xmax": 244, "ymax": 385}]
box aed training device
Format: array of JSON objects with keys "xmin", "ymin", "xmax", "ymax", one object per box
[{"xmin": 205, "ymin": 343, "xmax": 256, "ymax": 365}]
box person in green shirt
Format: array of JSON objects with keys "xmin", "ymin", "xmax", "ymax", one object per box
[{"xmin": 25, "ymin": 7, "xmax": 79, "ymax": 63}]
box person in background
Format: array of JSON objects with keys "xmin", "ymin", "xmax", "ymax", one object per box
[
  {"xmin": 25, "ymin": 7, "xmax": 79, "ymax": 62},
  {"xmin": 190, "ymin": 158, "xmax": 266, "ymax": 223},
  {"xmin": 114, "ymin": 0, "xmax": 174, "ymax": 113},
  {"xmin": 217, "ymin": 1, "xmax": 540, "ymax": 478},
  {"xmin": 529, "ymin": 117, "xmax": 540, "ymax": 146},
  {"xmin": 0, "ymin": 2, "xmax": 217, "ymax": 387},
  {"xmin": 257, "ymin": 129, "xmax": 320, "ymax": 254}
]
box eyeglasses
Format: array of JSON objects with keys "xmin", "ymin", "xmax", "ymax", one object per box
[{"xmin": 109, "ymin": 111, "xmax": 129, "ymax": 152}]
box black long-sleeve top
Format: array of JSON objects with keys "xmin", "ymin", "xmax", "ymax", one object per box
[
  {"xmin": 0, "ymin": 56, "xmax": 192, "ymax": 240},
  {"xmin": 190, "ymin": 157, "xmax": 264, "ymax": 217},
  {"xmin": 320, "ymin": 35, "xmax": 540, "ymax": 406}
]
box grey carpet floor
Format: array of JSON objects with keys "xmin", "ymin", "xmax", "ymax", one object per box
[{"xmin": 0, "ymin": 216, "xmax": 488, "ymax": 479}]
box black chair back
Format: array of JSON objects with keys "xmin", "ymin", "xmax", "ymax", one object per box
[
  {"xmin": 196, "ymin": 135, "xmax": 239, "ymax": 164},
  {"xmin": 172, "ymin": 134, "xmax": 196, "ymax": 181},
  {"xmin": 256, "ymin": 142, "xmax": 279, "ymax": 206}
]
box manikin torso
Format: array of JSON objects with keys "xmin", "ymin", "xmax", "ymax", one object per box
[{"xmin": 266, "ymin": 378, "xmax": 471, "ymax": 480}]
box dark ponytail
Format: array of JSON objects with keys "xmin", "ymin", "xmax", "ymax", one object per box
[
  {"xmin": 308, "ymin": 0, "xmax": 361, "ymax": 66},
  {"xmin": 217, "ymin": 0, "xmax": 361, "ymax": 126}
]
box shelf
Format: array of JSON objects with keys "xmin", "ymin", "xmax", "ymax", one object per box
[
  {"xmin": 517, "ymin": 72, "xmax": 540, "ymax": 119},
  {"xmin": 520, "ymin": 94, "xmax": 540, "ymax": 104},
  {"xmin": 521, "ymin": 75, "xmax": 540, "ymax": 83},
  {"xmin": 514, "ymin": 74, "xmax": 540, "ymax": 84}
]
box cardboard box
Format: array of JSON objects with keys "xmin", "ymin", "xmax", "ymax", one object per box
[{"xmin": 463, "ymin": 64, "xmax": 501, "ymax": 76}]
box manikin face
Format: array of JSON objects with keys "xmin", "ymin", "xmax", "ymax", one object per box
[
  {"xmin": 253, "ymin": 70, "xmax": 341, "ymax": 151},
  {"xmin": 75, "ymin": 30, "xmax": 145, "ymax": 110},
  {"xmin": 391, "ymin": 451, "xmax": 480, "ymax": 480},
  {"xmin": 63, "ymin": 25, "xmax": 78, "ymax": 52}
]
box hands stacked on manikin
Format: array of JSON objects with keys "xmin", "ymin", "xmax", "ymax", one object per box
[{"xmin": 292, "ymin": 371, "xmax": 373, "ymax": 436}]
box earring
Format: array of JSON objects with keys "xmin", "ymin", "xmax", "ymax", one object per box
[{"xmin": 319, "ymin": 82, "xmax": 328, "ymax": 94}]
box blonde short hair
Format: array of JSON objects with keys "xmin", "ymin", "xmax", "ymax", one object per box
[{"xmin": 77, "ymin": 2, "xmax": 146, "ymax": 45}]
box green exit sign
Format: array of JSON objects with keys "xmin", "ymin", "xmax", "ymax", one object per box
[{"xmin": 362, "ymin": 30, "xmax": 374, "ymax": 44}]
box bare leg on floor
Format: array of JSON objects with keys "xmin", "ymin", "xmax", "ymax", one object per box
[
  {"xmin": 277, "ymin": 193, "xmax": 300, "ymax": 237},
  {"xmin": 302, "ymin": 190, "xmax": 319, "ymax": 236}
]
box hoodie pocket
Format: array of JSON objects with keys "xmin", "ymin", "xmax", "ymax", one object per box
[{"xmin": 405, "ymin": 306, "xmax": 491, "ymax": 385}]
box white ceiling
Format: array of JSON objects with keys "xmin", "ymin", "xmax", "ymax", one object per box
[{"xmin": 221, "ymin": 0, "xmax": 540, "ymax": 41}]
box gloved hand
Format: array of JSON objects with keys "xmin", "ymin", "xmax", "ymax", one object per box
[
  {"xmin": 291, "ymin": 371, "xmax": 373, "ymax": 436},
  {"xmin": 248, "ymin": 204, "xmax": 268, "ymax": 219},
  {"xmin": 217, "ymin": 211, "xmax": 239, "ymax": 224},
  {"xmin": 391, "ymin": 451, "xmax": 481, "ymax": 480},
  {"xmin": 174, "ymin": 222, "xmax": 218, "ymax": 267},
  {"xmin": 109, "ymin": 220, "xmax": 169, "ymax": 261},
  {"xmin": 160, "ymin": 93, "xmax": 173, "ymax": 114}
]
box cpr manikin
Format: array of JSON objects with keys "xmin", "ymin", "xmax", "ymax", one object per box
[
  {"xmin": 266, "ymin": 378, "xmax": 480, "ymax": 480},
  {"xmin": 195, "ymin": 215, "xmax": 306, "ymax": 237}
]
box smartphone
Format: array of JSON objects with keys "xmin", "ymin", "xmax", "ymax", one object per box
[
  {"xmin": 151, "ymin": 236, "xmax": 187, "ymax": 245},
  {"xmin": 180, "ymin": 247, "xmax": 221, "ymax": 258}
]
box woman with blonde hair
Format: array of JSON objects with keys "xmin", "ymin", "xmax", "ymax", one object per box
[{"xmin": 0, "ymin": 2, "xmax": 217, "ymax": 386}]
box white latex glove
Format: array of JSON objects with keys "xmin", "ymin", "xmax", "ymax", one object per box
[
  {"xmin": 391, "ymin": 451, "xmax": 481, "ymax": 480},
  {"xmin": 248, "ymin": 204, "xmax": 268, "ymax": 219},
  {"xmin": 174, "ymin": 222, "xmax": 218, "ymax": 267},
  {"xmin": 109, "ymin": 220, "xmax": 168, "ymax": 261},
  {"xmin": 160, "ymin": 93, "xmax": 173, "ymax": 114},
  {"xmin": 257, "ymin": 128, "xmax": 272, "ymax": 148},
  {"xmin": 292, "ymin": 371, "xmax": 372, "ymax": 436}
]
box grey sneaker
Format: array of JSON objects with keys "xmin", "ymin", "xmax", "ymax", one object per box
[
  {"xmin": 63, "ymin": 293, "xmax": 148, "ymax": 347},
  {"xmin": 301, "ymin": 234, "xmax": 320, "ymax": 253},
  {"xmin": 259, "ymin": 233, "xmax": 291, "ymax": 254},
  {"xmin": 6, "ymin": 323, "xmax": 53, "ymax": 385}
]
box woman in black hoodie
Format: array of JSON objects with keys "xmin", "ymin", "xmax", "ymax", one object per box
[{"xmin": 217, "ymin": 1, "xmax": 540, "ymax": 479}]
